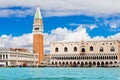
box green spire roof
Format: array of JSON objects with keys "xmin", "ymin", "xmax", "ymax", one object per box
[{"xmin": 34, "ymin": 6, "xmax": 42, "ymax": 19}]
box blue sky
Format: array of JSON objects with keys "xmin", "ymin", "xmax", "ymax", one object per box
[
  {"xmin": 1, "ymin": 13, "xmax": 120, "ymax": 37},
  {"xmin": 0, "ymin": 0, "xmax": 120, "ymax": 52}
]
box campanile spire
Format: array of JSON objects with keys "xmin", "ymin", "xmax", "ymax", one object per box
[{"xmin": 34, "ymin": 5, "xmax": 42, "ymax": 19}]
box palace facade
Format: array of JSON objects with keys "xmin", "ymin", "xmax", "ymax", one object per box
[
  {"xmin": 50, "ymin": 40, "xmax": 120, "ymax": 67},
  {"xmin": 0, "ymin": 48, "xmax": 38, "ymax": 67}
]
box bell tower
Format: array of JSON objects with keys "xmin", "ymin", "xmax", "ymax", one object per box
[{"xmin": 33, "ymin": 6, "xmax": 44, "ymax": 64}]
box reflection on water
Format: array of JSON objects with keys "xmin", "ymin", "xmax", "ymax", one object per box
[{"xmin": 0, "ymin": 67, "xmax": 120, "ymax": 80}]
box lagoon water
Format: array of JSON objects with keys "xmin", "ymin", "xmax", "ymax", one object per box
[{"xmin": 0, "ymin": 67, "xmax": 120, "ymax": 80}]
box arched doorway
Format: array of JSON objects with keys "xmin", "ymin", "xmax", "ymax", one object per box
[
  {"xmin": 97, "ymin": 62, "xmax": 100, "ymax": 67},
  {"xmin": 55, "ymin": 62, "xmax": 57, "ymax": 66},
  {"xmin": 81, "ymin": 62, "xmax": 84, "ymax": 67},
  {"xmin": 110, "ymin": 62, "xmax": 113, "ymax": 67},
  {"xmin": 89, "ymin": 62, "xmax": 92, "ymax": 67},
  {"xmin": 105, "ymin": 62, "xmax": 108, "ymax": 67},
  {"xmin": 101, "ymin": 62, "xmax": 104, "ymax": 67},
  {"xmin": 66, "ymin": 62, "xmax": 69, "ymax": 67},
  {"xmin": 52, "ymin": 62, "xmax": 54, "ymax": 65},
  {"xmin": 85, "ymin": 62, "xmax": 88, "ymax": 67},
  {"xmin": 62, "ymin": 62, "xmax": 65, "ymax": 66},
  {"xmin": 93, "ymin": 62, "xmax": 96, "ymax": 66},
  {"xmin": 59, "ymin": 62, "xmax": 61, "ymax": 66},
  {"xmin": 73, "ymin": 62, "xmax": 77, "ymax": 67},
  {"xmin": 77, "ymin": 62, "xmax": 80, "ymax": 67},
  {"xmin": 70, "ymin": 62, "xmax": 72, "ymax": 67}
]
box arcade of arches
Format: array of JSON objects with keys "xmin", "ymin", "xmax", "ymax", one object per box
[
  {"xmin": 51, "ymin": 61, "xmax": 117, "ymax": 67},
  {"xmin": 50, "ymin": 53, "xmax": 118, "ymax": 67}
]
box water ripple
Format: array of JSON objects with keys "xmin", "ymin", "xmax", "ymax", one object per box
[{"xmin": 0, "ymin": 67, "xmax": 120, "ymax": 80}]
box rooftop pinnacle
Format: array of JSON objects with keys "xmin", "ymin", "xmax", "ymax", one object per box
[{"xmin": 34, "ymin": 6, "xmax": 42, "ymax": 19}]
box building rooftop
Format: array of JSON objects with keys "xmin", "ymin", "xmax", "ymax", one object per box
[
  {"xmin": 10, "ymin": 48, "xmax": 29, "ymax": 52},
  {"xmin": 0, "ymin": 48, "xmax": 29, "ymax": 52},
  {"xmin": 50, "ymin": 39, "xmax": 120, "ymax": 44}
]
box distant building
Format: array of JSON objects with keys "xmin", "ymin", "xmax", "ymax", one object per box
[
  {"xmin": 0, "ymin": 48, "xmax": 38, "ymax": 67},
  {"xmin": 44, "ymin": 54, "xmax": 51, "ymax": 65},
  {"xmin": 50, "ymin": 40, "xmax": 120, "ymax": 67},
  {"xmin": 33, "ymin": 6, "xmax": 44, "ymax": 64}
]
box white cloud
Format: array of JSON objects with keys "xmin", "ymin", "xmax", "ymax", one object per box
[
  {"xmin": 0, "ymin": 0, "xmax": 120, "ymax": 17},
  {"xmin": 0, "ymin": 26, "xmax": 120, "ymax": 54},
  {"xmin": 69, "ymin": 23, "xmax": 97, "ymax": 30},
  {"xmin": 0, "ymin": 33, "xmax": 32, "ymax": 49},
  {"xmin": 0, "ymin": 8, "xmax": 34, "ymax": 17},
  {"xmin": 110, "ymin": 21, "xmax": 120, "ymax": 29},
  {"xmin": 108, "ymin": 33, "xmax": 120, "ymax": 40},
  {"xmin": 44, "ymin": 26, "xmax": 90, "ymax": 43},
  {"xmin": 103, "ymin": 16, "xmax": 120, "ymax": 29},
  {"xmin": 89, "ymin": 25, "xmax": 97, "ymax": 30},
  {"xmin": 110, "ymin": 24, "xmax": 117, "ymax": 29}
]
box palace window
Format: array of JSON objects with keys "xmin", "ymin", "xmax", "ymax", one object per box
[
  {"xmin": 110, "ymin": 47, "xmax": 115, "ymax": 52},
  {"xmin": 64, "ymin": 47, "xmax": 68, "ymax": 52},
  {"xmin": 81, "ymin": 48, "xmax": 85, "ymax": 52},
  {"xmin": 74, "ymin": 47, "xmax": 77, "ymax": 52},
  {"xmin": 110, "ymin": 43, "xmax": 112, "ymax": 45},
  {"xmin": 55, "ymin": 47, "xmax": 59, "ymax": 52},
  {"xmin": 100, "ymin": 47, "xmax": 104, "ymax": 52},
  {"xmin": 90, "ymin": 46, "xmax": 93, "ymax": 51}
]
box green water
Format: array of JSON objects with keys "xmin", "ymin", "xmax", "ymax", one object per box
[{"xmin": 0, "ymin": 67, "xmax": 120, "ymax": 80}]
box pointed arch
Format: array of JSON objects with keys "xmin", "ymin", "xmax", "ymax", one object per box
[
  {"xmin": 81, "ymin": 62, "xmax": 84, "ymax": 67},
  {"xmin": 64, "ymin": 47, "xmax": 68, "ymax": 52},
  {"xmin": 55, "ymin": 47, "xmax": 59, "ymax": 52},
  {"xmin": 100, "ymin": 47, "xmax": 104, "ymax": 52},
  {"xmin": 74, "ymin": 47, "xmax": 77, "ymax": 52},
  {"xmin": 97, "ymin": 62, "xmax": 100, "ymax": 67},
  {"xmin": 81, "ymin": 48, "xmax": 85, "ymax": 52},
  {"xmin": 110, "ymin": 47, "xmax": 115, "ymax": 52},
  {"xmin": 90, "ymin": 46, "xmax": 93, "ymax": 51}
]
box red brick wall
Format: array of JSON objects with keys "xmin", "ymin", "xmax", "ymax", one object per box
[{"xmin": 33, "ymin": 34, "xmax": 44, "ymax": 64}]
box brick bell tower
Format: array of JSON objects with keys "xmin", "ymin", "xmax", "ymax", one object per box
[{"xmin": 33, "ymin": 6, "xmax": 44, "ymax": 64}]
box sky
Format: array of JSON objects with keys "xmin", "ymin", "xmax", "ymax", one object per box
[{"xmin": 0, "ymin": 0, "xmax": 120, "ymax": 53}]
